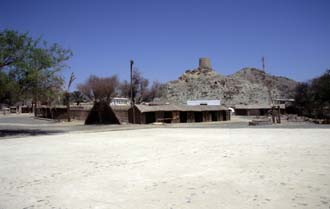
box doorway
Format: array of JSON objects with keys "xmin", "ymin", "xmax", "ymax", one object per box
[
  {"xmin": 194, "ymin": 112, "xmax": 203, "ymax": 122},
  {"xmin": 211, "ymin": 111, "xmax": 218, "ymax": 121},
  {"xmin": 163, "ymin": 111, "xmax": 172, "ymax": 123},
  {"xmin": 180, "ymin": 112, "xmax": 187, "ymax": 123},
  {"xmin": 145, "ymin": 112, "xmax": 156, "ymax": 124}
]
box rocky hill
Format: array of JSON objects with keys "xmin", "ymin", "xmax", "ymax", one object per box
[{"xmin": 165, "ymin": 58, "xmax": 297, "ymax": 106}]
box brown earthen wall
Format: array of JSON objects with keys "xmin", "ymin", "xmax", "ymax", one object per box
[{"xmin": 37, "ymin": 107, "xmax": 128, "ymax": 123}]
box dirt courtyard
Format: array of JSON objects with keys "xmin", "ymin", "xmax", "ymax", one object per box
[{"xmin": 0, "ymin": 128, "xmax": 329, "ymax": 209}]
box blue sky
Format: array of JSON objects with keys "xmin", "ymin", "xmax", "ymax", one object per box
[{"xmin": 1, "ymin": 0, "xmax": 329, "ymax": 88}]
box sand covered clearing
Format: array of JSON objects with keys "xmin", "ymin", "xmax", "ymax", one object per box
[{"xmin": 0, "ymin": 128, "xmax": 329, "ymax": 209}]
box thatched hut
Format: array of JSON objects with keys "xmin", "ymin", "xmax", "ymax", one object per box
[{"xmin": 85, "ymin": 101, "xmax": 120, "ymax": 125}]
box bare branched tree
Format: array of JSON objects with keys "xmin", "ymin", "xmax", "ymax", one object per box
[
  {"xmin": 119, "ymin": 70, "xmax": 167, "ymax": 103},
  {"xmin": 119, "ymin": 69, "xmax": 150, "ymax": 103},
  {"xmin": 77, "ymin": 75, "xmax": 119, "ymax": 104},
  {"xmin": 149, "ymin": 81, "xmax": 166, "ymax": 100}
]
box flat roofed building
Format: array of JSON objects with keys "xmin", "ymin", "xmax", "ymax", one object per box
[
  {"xmin": 273, "ymin": 98, "xmax": 295, "ymax": 105},
  {"xmin": 129, "ymin": 104, "xmax": 230, "ymax": 124},
  {"xmin": 187, "ymin": 99, "xmax": 221, "ymax": 106},
  {"xmin": 234, "ymin": 104, "xmax": 285, "ymax": 116},
  {"xmin": 110, "ymin": 97, "xmax": 130, "ymax": 106}
]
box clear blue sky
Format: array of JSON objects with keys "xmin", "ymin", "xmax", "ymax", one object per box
[{"xmin": 1, "ymin": 0, "xmax": 329, "ymax": 88}]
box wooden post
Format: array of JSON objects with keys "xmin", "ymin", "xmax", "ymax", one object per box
[
  {"xmin": 66, "ymin": 92, "xmax": 71, "ymax": 122},
  {"xmin": 67, "ymin": 72, "xmax": 75, "ymax": 122},
  {"xmin": 277, "ymin": 105, "xmax": 281, "ymax": 124},
  {"xmin": 130, "ymin": 60, "xmax": 135, "ymax": 124}
]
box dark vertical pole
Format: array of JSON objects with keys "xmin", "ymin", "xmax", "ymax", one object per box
[
  {"xmin": 262, "ymin": 56, "xmax": 265, "ymax": 72},
  {"xmin": 67, "ymin": 72, "xmax": 76, "ymax": 122},
  {"xmin": 66, "ymin": 92, "xmax": 71, "ymax": 122},
  {"xmin": 130, "ymin": 60, "xmax": 135, "ymax": 123},
  {"xmin": 35, "ymin": 74, "xmax": 38, "ymax": 117},
  {"xmin": 271, "ymin": 106, "xmax": 275, "ymax": 123},
  {"xmin": 277, "ymin": 105, "xmax": 281, "ymax": 124}
]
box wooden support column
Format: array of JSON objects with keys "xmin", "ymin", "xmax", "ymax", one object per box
[
  {"xmin": 172, "ymin": 111, "xmax": 180, "ymax": 123},
  {"xmin": 187, "ymin": 112, "xmax": 194, "ymax": 122},
  {"xmin": 271, "ymin": 106, "xmax": 275, "ymax": 123},
  {"xmin": 277, "ymin": 106, "xmax": 281, "ymax": 124}
]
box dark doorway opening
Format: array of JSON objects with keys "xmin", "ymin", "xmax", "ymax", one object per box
[
  {"xmin": 211, "ymin": 112, "xmax": 218, "ymax": 121},
  {"xmin": 194, "ymin": 112, "xmax": 203, "ymax": 122},
  {"xmin": 180, "ymin": 112, "xmax": 187, "ymax": 123},
  {"xmin": 260, "ymin": 109, "xmax": 267, "ymax": 116},
  {"xmin": 286, "ymin": 105, "xmax": 296, "ymax": 114},
  {"xmin": 145, "ymin": 112, "xmax": 156, "ymax": 124},
  {"xmin": 163, "ymin": 111, "xmax": 172, "ymax": 123},
  {"xmin": 222, "ymin": 111, "xmax": 226, "ymax": 121}
]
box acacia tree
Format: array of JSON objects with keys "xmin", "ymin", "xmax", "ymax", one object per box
[
  {"xmin": 0, "ymin": 29, "xmax": 72, "ymax": 108},
  {"xmin": 16, "ymin": 43, "xmax": 72, "ymax": 106},
  {"xmin": 295, "ymin": 82, "xmax": 313, "ymax": 116},
  {"xmin": 0, "ymin": 30, "xmax": 34, "ymax": 70},
  {"xmin": 0, "ymin": 71, "xmax": 20, "ymax": 106},
  {"xmin": 311, "ymin": 70, "xmax": 330, "ymax": 105},
  {"xmin": 77, "ymin": 75, "xmax": 119, "ymax": 104},
  {"xmin": 0, "ymin": 30, "xmax": 33, "ymax": 105},
  {"xmin": 295, "ymin": 70, "xmax": 330, "ymax": 118}
]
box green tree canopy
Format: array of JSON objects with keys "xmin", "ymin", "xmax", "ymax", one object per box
[
  {"xmin": 0, "ymin": 30, "xmax": 34, "ymax": 70},
  {"xmin": 0, "ymin": 29, "xmax": 72, "ymax": 106},
  {"xmin": 295, "ymin": 70, "xmax": 330, "ymax": 118},
  {"xmin": 0, "ymin": 71, "xmax": 20, "ymax": 105}
]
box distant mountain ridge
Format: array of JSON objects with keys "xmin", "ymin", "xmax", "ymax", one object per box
[{"xmin": 164, "ymin": 59, "xmax": 297, "ymax": 106}]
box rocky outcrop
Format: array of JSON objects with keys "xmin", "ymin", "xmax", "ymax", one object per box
[{"xmin": 165, "ymin": 59, "xmax": 297, "ymax": 106}]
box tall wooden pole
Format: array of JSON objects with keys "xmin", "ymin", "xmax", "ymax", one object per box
[
  {"xmin": 67, "ymin": 72, "xmax": 76, "ymax": 122},
  {"xmin": 277, "ymin": 105, "xmax": 281, "ymax": 124},
  {"xmin": 130, "ymin": 60, "xmax": 135, "ymax": 123}
]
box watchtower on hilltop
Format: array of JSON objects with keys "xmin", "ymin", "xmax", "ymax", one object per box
[{"xmin": 198, "ymin": 58, "xmax": 212, "ymax": 69}]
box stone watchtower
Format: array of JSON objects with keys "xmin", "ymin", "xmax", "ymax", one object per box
[{"xmin": 198, "ymin": 57, "xmax": 212, "ymax": 69}]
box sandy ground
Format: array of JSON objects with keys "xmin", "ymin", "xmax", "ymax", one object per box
[
  {"xmin": 1, "ymin": 114, "xmax": 329, "ymax": 139},
  {"xmin": 0, "ymin": 128, "xmax": 329, "ymax": 209}
]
